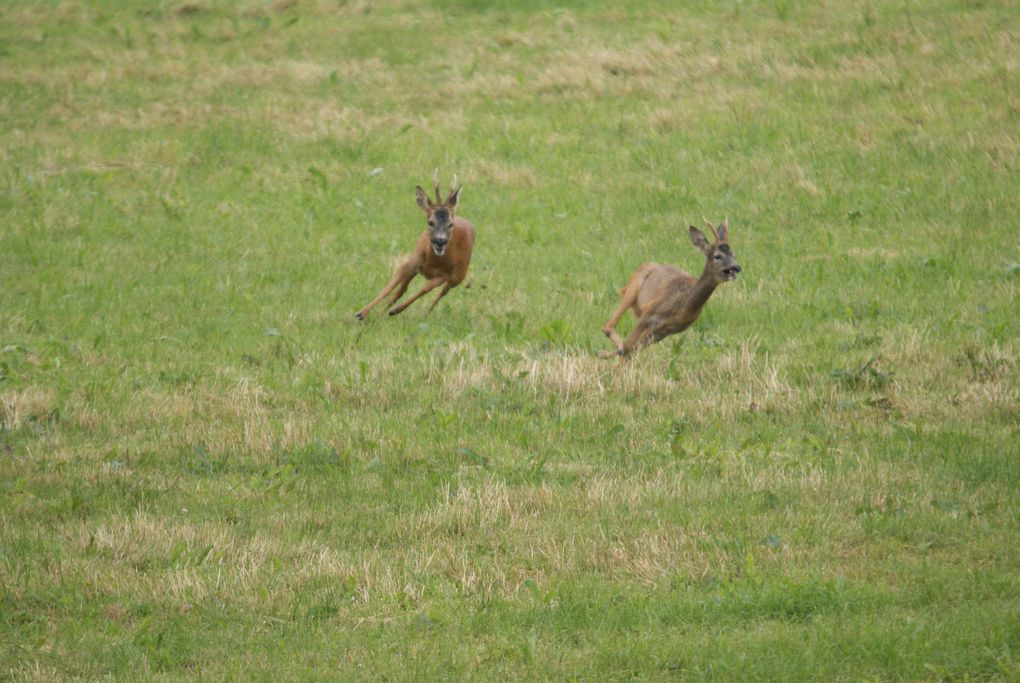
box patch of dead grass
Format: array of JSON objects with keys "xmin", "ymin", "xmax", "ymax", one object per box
[
  {"xmin": 432, "ymin": 340, "xmax": 791, "ymax": 420},
  {"xmin": 182, "ymin": 378, "xmax": 312, "ymax": 458},
  {"xmin": 262, "ymin": 101, "xmax": 391, "ymax": 141},
  {"xmin": 0, "ymin": 388, "xmax": 56, "ymax": 432},
  {"xmin": 846, "ymin": 247, "xmax": 905, "ymax": 260},
  {"xmin": 420, "ymin": 477, "xmax": 554, "ymax": 538},
  {"xmin": 465, "ymin": 159, "xmax": 538, "ymax": 188},
  {"xmin": 582, "ymin": 526, "xmax": 710, "ymax": 585},
  {"xmin": 584, "ymin": 470, "xmax": 677, "ymax": 507},
  {"xmin": 648, "ymin": 105, "xmax": 699, "ymax": 133}
]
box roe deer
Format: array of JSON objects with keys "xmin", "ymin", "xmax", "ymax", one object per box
[
  {"xmin": 599, "ymin": 219, "xmax": 740, "ymax": 358},
  {"xmin": 355, "ymin": 171, "xmax": 475, "ymax": 320}
]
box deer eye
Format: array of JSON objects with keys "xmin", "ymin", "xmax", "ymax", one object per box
[
  {"xmin": 428, "ymin": 220, "xmax": 435, "ymax": 227},
  {"xmin": 714, "ymin": 254, "xmax": 722, "ymax": 260}
]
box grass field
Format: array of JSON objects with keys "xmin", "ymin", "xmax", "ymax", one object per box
[{"xmin": 2, "ymin": 0, "xmax": 1019, "ymax": 679}]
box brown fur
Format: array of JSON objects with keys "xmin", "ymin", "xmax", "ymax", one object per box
[
  {"xmin": 355, "ymin": 173, "xmax": 475, "ymax": 320},
  {"xmin": 600, "ymin": 220, "xmax": 740, "ymax": 358}
]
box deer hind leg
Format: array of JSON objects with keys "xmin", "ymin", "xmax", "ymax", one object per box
[
  {"xmin": 355, "ymin": 259, "xmax": 418, "ymax": 320},
  {"xmin": 389, "ymin": 276, "xmax": 446, "ymax": 316},
  {"xmin": 601, "ymin": 269, "xmax": 651, "ymax": 355}
]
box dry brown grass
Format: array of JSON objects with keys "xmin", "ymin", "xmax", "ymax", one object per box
[
  {"xmin": 0, "ymin": 388, "xmax": 56, "ymax": 432},
  {"xmin": 466, "ymin": 159, "xmax": 538, "ymax": 188}
]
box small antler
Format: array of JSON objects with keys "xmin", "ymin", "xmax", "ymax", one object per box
[
  {"xmin": 433, "ymin": 168, "xmax": 442, "ymax": 204},
  {"xmin": 451, "ymin": 173, "xmax": 458, "ymax": 193},
  {"xmin": 703, "ymin": 218, "xmax": 719, "ymax": 242},
  {"xmin": 717, "ymin": 217, "xmax": 729, "ymax": 243}
]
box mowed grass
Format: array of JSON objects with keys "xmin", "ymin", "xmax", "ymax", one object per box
[{"xmin": 1, "ymin": 0, "xmax": 1019, "ymax": 679}]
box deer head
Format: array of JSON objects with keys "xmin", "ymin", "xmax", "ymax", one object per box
[
  {"xmin": 414, "ymin": 169, "xmax": 461, "ymax": 257},
  {"xmin": 689, "ymin": 219, "xmax": 741, "ymax": 283}
]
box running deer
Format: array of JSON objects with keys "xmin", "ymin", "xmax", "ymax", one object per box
[
  {"xmin": 599, "ymin": 219, "xmax": 740, "ymax": 358},
  {"xmin": 355, "ymin": 171, "xmax": 475, "ymax": 320}
]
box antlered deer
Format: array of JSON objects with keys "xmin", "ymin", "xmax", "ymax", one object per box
[
  {"xmin": 599, "ymin": 219, "xmax": 740, "ymax": 358},
  {"xmin": 355, "ymin": 171, "xmax": 475, "ymax": 320}
]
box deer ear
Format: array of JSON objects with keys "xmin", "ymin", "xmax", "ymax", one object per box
[
  {"xmin": 445, "ymin": 185, "xmax": 461, "ymax": 210},
  {"xmin": 689, "ymin": 226, "xmax": 711, "ymax": 252},
  {"xmin": 716, "ymin": 220, "xmax": 729, "ymax": 243},
  {"xmin": 414, "ymin": 186, "xmax": 432, "ymax": 212}
]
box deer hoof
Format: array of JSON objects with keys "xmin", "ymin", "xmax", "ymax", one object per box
[
  {"xmin": 354, "ymin": 312, "xmax": 365, "ymax": 321},
  {"xmin": 388, "ymin": 308, "xmax": 400, "ymax": 316}
]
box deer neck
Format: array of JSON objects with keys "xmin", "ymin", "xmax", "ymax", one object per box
[{"xmin": 685, "ymin": 266, "xmax": 720, "ymax": 314}]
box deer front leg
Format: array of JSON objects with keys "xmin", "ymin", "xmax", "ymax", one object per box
[
  {"xmin": 620, "ymin": 317, "xmax": 659, "ymax": 357},
  {"xmin": 622, "ymin": 318, "xmax": 694, "ymax": 357},
  {"xmin": 389, "ymin": 276, "xmax": 446, "ymax": 316},
  {"xmin": 386, "ymin": 277, "xmax": 412, "ymax": 308},
  {"xmin": 426, "ymin": 283, "xmax": 453, "ymax": 313},
  {"xmin": 355, "ymin": 260, "xmax": 419, "ymax": 320},
  {"xmin": 598, "ymin": 311, "xmax": 648, "ymax": 359}
]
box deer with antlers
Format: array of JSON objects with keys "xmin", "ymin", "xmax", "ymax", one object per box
[
  {"xmin": 355, "ymin": 171, "xmax": 475, "ymax": 320},
  {"xmin": 599, "ymin": 219, "xmax": 741, "ymax": 358}
]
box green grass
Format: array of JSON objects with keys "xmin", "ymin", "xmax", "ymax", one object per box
[{"xmin": 2, "ymin": 0, "xmax": 1019, "ymax": 679}]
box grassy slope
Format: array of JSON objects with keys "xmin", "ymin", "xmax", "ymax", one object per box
[{"xmin": 1, "ymin": 0, "xmax": 1018, "ymax": 679}]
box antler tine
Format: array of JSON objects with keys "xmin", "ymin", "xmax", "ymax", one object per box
[
  {"xmin": 451, "ymin": 173, "xmax": 458, "ymax": 192},
  {"xmin": 432, "ymin": 168, "xmax": 442, "ymax": 204},
  {"xmin": 703, "ymin": 217, "xmax": 718, "ymax": 242}
]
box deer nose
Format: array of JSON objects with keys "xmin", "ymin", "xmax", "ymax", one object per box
[
  {"xmin": 731, "ymin": 265, "xmax": 741, "ymax": 273},
  {"xmin": 433, "ymin": 237, "xmax": 448, "ymax": 246}
]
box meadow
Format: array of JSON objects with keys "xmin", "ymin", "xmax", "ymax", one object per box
[{"xmin": 1, "ymin": 0, "xmax": 1018, "ymax": 679}]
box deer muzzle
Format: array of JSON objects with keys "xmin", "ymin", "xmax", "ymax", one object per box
[{"xmin": 430, "ymin": 238, "xmax": 448, "ymax": 256}]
